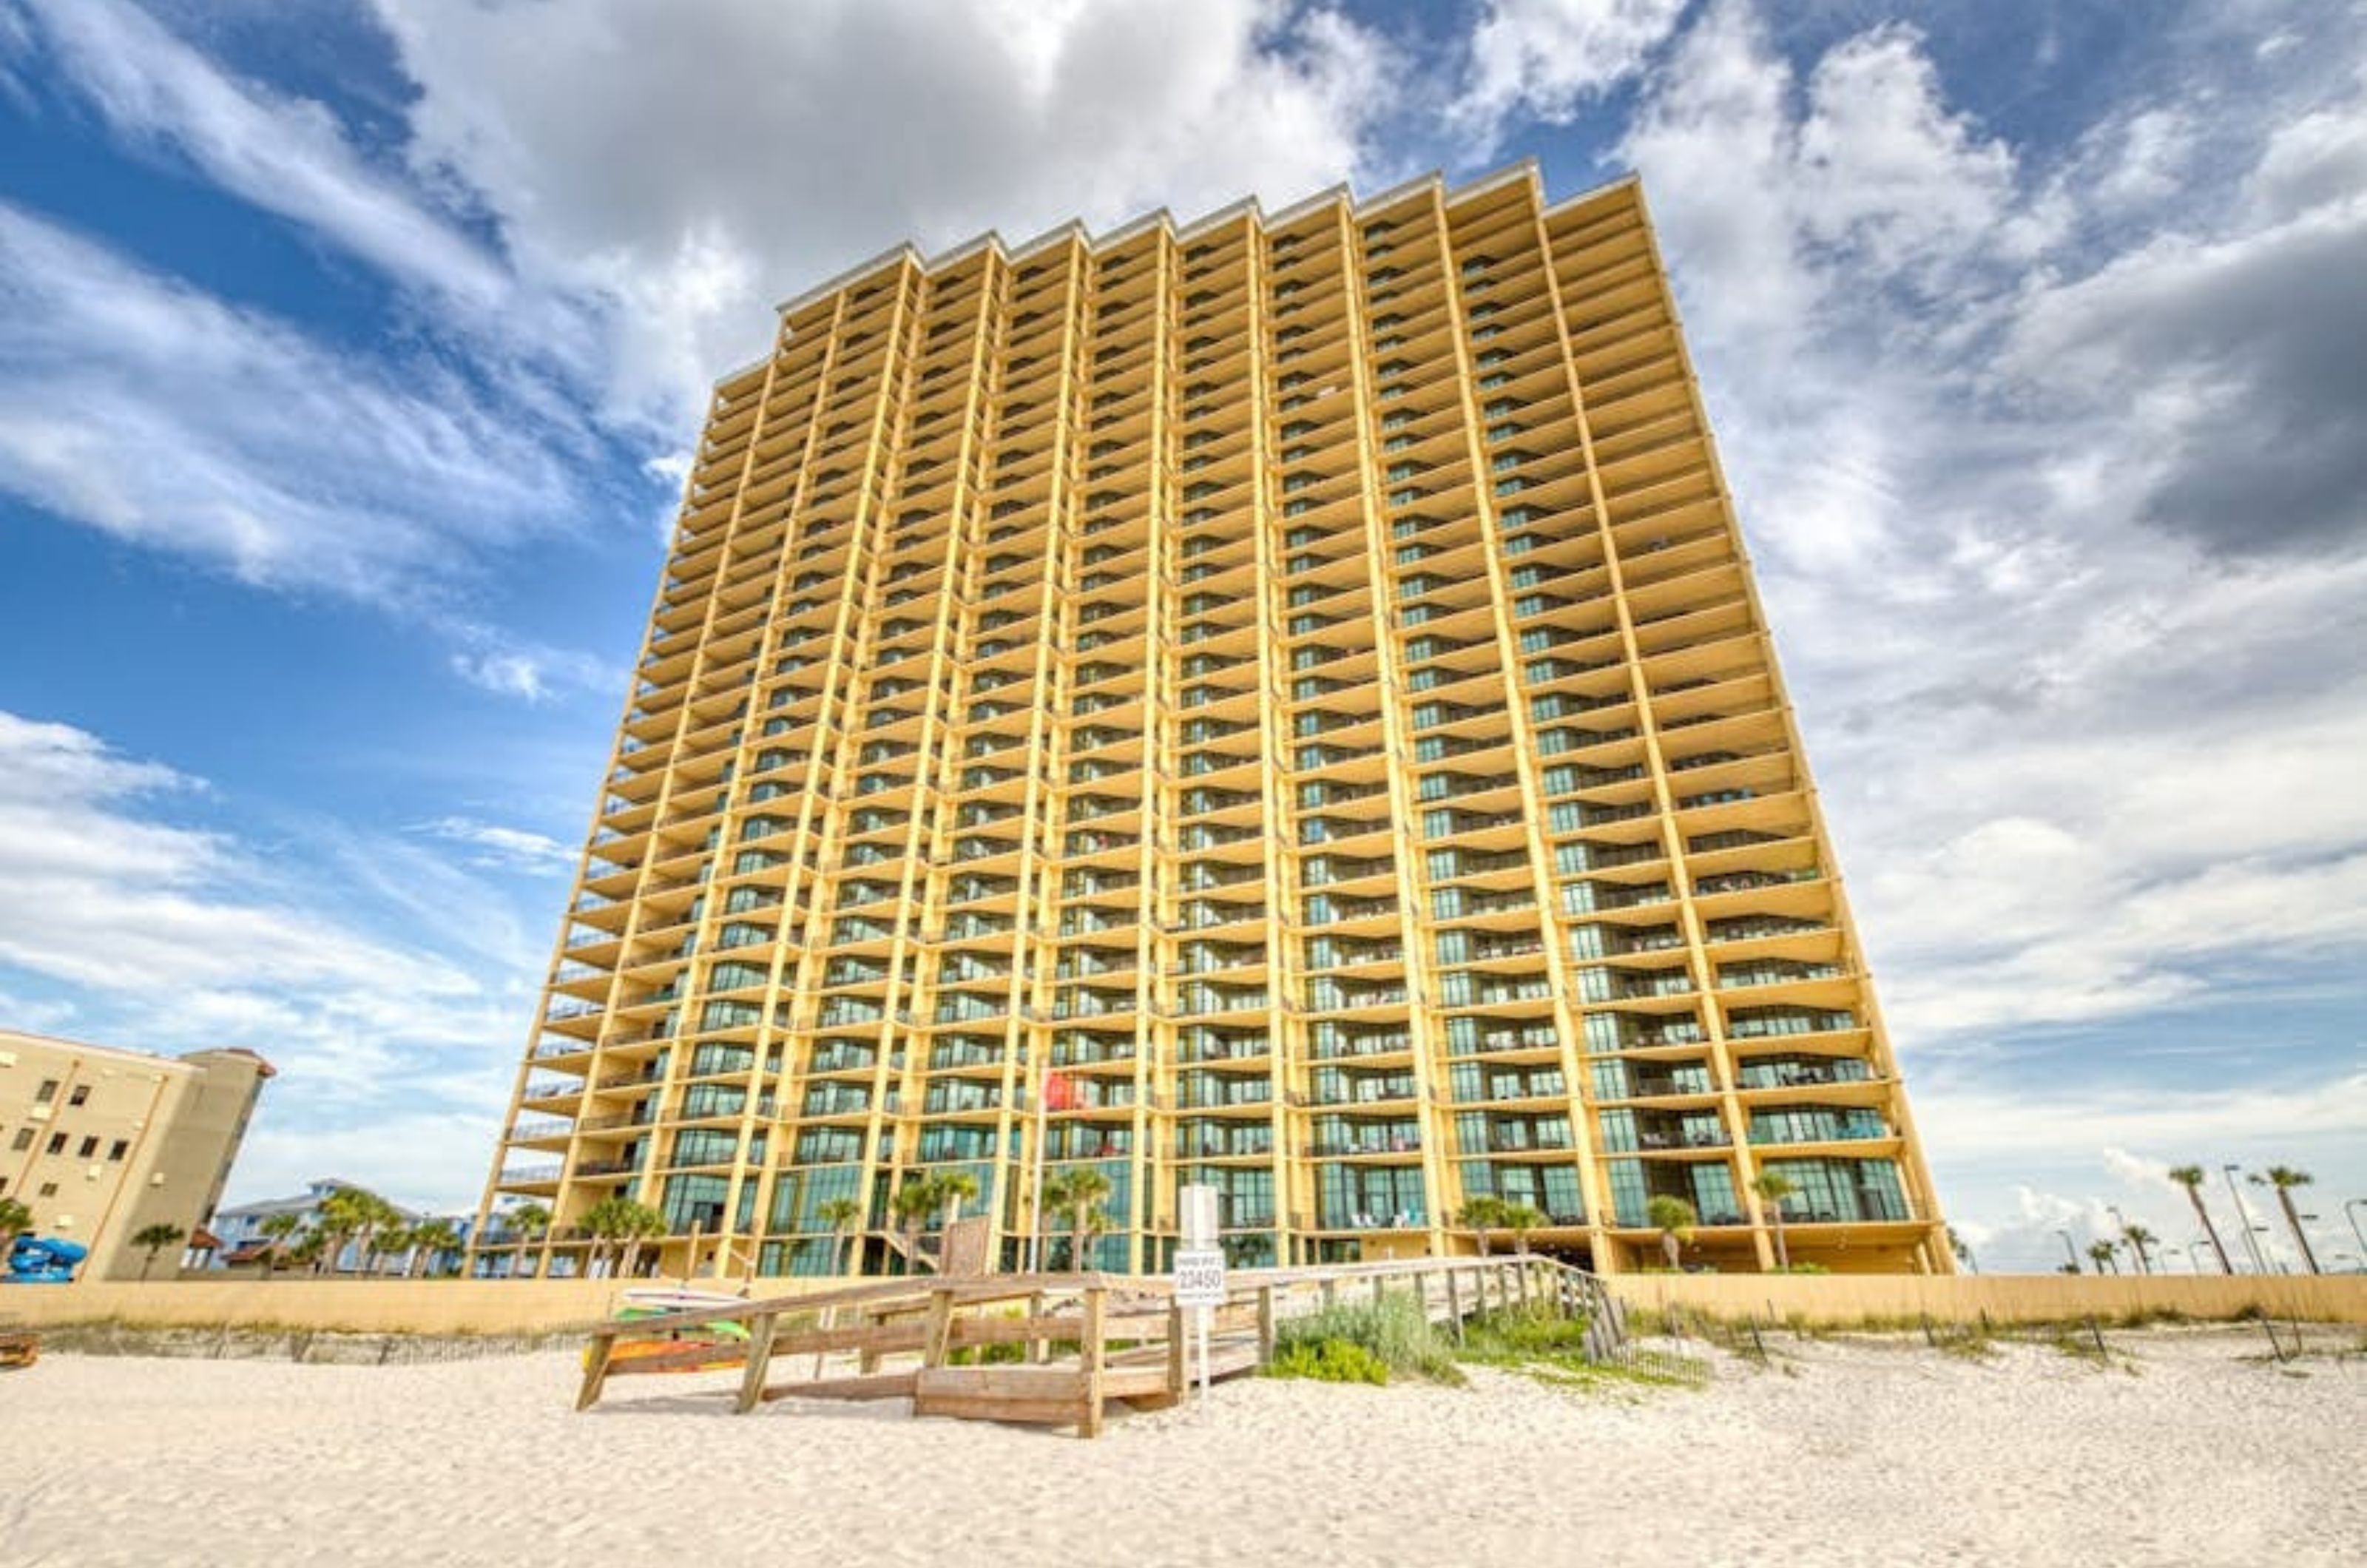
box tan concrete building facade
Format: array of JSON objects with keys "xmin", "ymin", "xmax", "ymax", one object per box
[
  {"xmin": 1, "ymin": 1030, "xmax": 273, "ymax": 1279},
  {"xmin": 476, "ymin": 167, "xmax": 1951, "ymax": 1281}
]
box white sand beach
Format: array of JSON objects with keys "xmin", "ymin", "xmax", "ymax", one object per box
[{"xmin": 4, "ymin": 1328, "xmax": 2361, "ymax": 1567}]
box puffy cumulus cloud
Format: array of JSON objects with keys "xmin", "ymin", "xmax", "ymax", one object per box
[
  {"xmin": 1452, "ymin": 0, "xmax": 1687, "ymax": 149},
  {"xmin": 2002, "ymin": 147, "xmax": 2367, "ymax": 555},
  {"xmin": 1604, "ymin": 2, "xmax": 2367, "ymax": 1052},
  {"xmin": 0, "ymin": 202, "xmax": 577, "ymax": 607},
  {"xmin": 1617, "ymin": 2, "xmax": 2019, "ymax": 355},
  {"xmin": 371, "ymin": 0, "xmax": 1399, "ymax": 433}
]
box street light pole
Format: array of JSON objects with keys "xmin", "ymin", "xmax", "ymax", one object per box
[
  {"xmin": 2346, "ymin": 1198, "xmax": 2366, "ymax": 1258},
  {"xmin": 2223, "ymin": 1165, "xmax": 2268, "ymax": 1273},
  {"xmin": 2056, "ymin": 1227, "xmax": 2081, "ymax": 1274}
]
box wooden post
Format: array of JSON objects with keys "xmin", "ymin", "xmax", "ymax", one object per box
[
  {"xmin": 1166, "ymin": 1299, "xmax": 1188, "ymax": 1395},
  {"xmin": 1080, "ymin": 1286, "xmax": 1107, "ymax": 1439},
  {"xmin": 1256, "ymin": 1285, "xmax": 1276, "ymax": 1365},
  {"xmin": 1371, "ymin": 1274, "xmax": 1387, "ymax": 1308},
  {"xmin": 735, "ymin": 1311, "xmax": 780, "ymax": 1413},
  {"xmin": 1029, "ymin": 1289, "xmax": 1049, "ymax": 1365},
  {"xmin": 858, "ymin": 1305, "xmax": 882, "ymax": 1375},
  {"xmin": 1444, "ymin": 1268, "xmax": 1464, "ymax": 1344},
  {"xmin": 575, "ymin": 1333, "xmax": 615, "ymax": 1413},
  {"xmin": 1516, "ymin": 1260, "xmax": 1531, "ymax": 1309},
  {"xmin": 922, "ymin": 1288, "xmax": 955, "ymax": 1369},
  {"xmin": 1321, "ymin": 1279, "xmax": 1337, "ymax": 1311}
]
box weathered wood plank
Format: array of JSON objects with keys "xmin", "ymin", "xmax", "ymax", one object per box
[
  {"xmin": 735, "ymin": 1312, "xmax": 780, "ymax": 1414},
  {"xmin": 759, "ymin": 1369, "xmax": 919, "ymax": 1404},
  {"xmin": 1081, "ymin": 1286, "xmax": 1107, "ymax": 1439},
  {"xmin": 916, "ymin": 1366, "xmax": 1085, "ymax": 1401},
  {"xmin": 777, "ymin": 1319, "xmax": 929, "ymax": 1359},
  {"xmin": 575, "ymin": 1334, "xmax": 615, "ymax": 1410}
]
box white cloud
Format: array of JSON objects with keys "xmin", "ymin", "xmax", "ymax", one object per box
[
  {"xmin": 371, "ymin": 0, "xmax": 1400, "ymax": 433},
  {"xmin": 1926, "ymin": 1077, "xmax": 2367, "ymax": 1275},
  {"xmin": 1453, "ymin": 0, "xmax": 1687, "ymax": 150},
  {"xmin": 0, "ymin": 709, "xmax": 535, "ymax": 1118},
  {"xmin": 0, "ymin": 712, "xmax": 440, "ymax": 995},
  {"xmin": 1610, "ymin": 3, "xmax": 2367, "ymax": 1048},
  {"xmin": 443, "ymin": 632, "xmax": 620, "ymax": 704},
  {"xmin": 0, "ymin": 201, "xmax": 577, "ymax": 605},
  {"xmin": 415, "ymin": 815, "xmax": 575, "ymax": 871},
  {"xmin": 11, "ymin": 0, "xmax": 507, "ymax": 308}
]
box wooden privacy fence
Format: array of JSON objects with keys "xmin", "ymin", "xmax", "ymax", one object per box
[{"xmin": 578, "ymin": 1254, "xmax": 1619, "ymax": 1438}]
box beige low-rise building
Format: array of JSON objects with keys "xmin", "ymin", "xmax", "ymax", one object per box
[{"xmin": 1, "ymin": 1029, "xmax": 274, "ymax": 1280}]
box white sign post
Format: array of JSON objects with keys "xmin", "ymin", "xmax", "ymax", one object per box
[{"xmin": 1175, "ymin": 1183, "xmax": 1226, "ymax": 1405}]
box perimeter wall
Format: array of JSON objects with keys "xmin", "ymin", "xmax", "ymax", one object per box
[
  {"xmin": 3, "ymin": 1271, "xmax": 2360, "ymax": 1335},
  {"xmin": 1604, "ymin": 1271, "xmax": 2367, "ymax": 1325}
]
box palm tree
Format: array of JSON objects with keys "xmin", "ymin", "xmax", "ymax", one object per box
[
  {"xmin": 816, "ymin": 1196, "xmax": 863, "ymax": 1277},
  {"xmin": 359, "ymin": 1192, "xmax": 408, "ymax": 1275},
  {"xmin": 505, "ymin": 1201, "xmax": 552, "ymax": 1246},
  {"xmin": 2166, "ymin": 1166, "xmax": 2230, "ymax": 1273},
  {"xmin": 2087, "ymin": 1240, "xmax": 2119, "ymax": 1274},
  {"xmin": 1749, "ymin": 1170, "xmax": 1797, "ymax": 1270},
  {"xmin": 258, "ymin": 1212, "xmax": 306, "ymax": 1276},
  {"xmin": 583, "ymin": 1196, "xmax": 663, "ymax": 1277},
  {"xmin": 1460, "ymin": 1194, "xmax": 1507, "ymax": 1257},
  {"xmin": 2251, "ymin": 1167, "xmax": 2320, "ymax": 1274},
  {"xmin": 2120, "ymin": 1223, "xmax": 2158, "ymax": 1274},
  {"xmin": 313, "ymin": 1187, "xmax": 364, "ymax": 1273},
  {"xmin": 1502, "ymin": 1202, "xmax": 1545, "ymax": 1258},
  {"xmin": 0, "ymin": 1195, "xmax": 32, "ymax": 1260},
  {"xmin": 317, "ymin": 1186, "xmax": 400, "ymax": 1274},
  {"xmin": 504, "ymin": 1201, "xmax": 552, "ymax": 1277},
  {"xmin": 1646, "ymin": 1194, "xmax": 1696, "ymax": 1271},
  {"xmin": 288, "ymin": 1229, "xmax": 328, "ymax": 1275},
  {"xmin": 613, "ymin": 1201, "xmax": 666, "ymax": 1278},
  {"xmin": 1056, "ymin": 1165, "xmax": 1113, "ymax": 1272},
  {"xmin": 890, "ymin": 1176, "xmax": 942, "ymax": 1274},
  {"xmin": 132, "ymin": 1221, "xmax": 186, "ymax": 1280},
  {"xmin": 935, "ymin": 1169, "xmax": 981, "ymax": 1229},
  {"xmin": 405, "ymin": 1220, "xmax": 462, "ymax": 1278}
]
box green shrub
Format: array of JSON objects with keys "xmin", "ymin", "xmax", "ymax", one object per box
[
  {"xmin": 1273, "ymin": 1293, "xmax": 1465, "ymax": 1385},
  {"xmin": 1265, "ymin": 1337, "xmax": 1391, "ymax": 1385},
  {"xmin": 1460, "ymin": 1302, "xmax": 1592, "ymax": 1365}
]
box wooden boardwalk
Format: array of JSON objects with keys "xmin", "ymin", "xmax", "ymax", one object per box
[{"xmin": 577, "ymin": 1254, "xmax": 1618, "ymax": 1438}]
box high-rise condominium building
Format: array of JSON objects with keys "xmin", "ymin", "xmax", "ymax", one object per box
[
  {"xmin": 473, "ymin": 166, "xmax": 1950, "ymax": 1282},
  {"xmin": 1, "ymin": 1030, "xmax": 274, "ymax": 1279}
]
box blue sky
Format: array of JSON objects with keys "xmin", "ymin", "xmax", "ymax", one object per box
[{"xmin": 2, "ymin": 0, "xmax": 2361, "ymax": 1273}]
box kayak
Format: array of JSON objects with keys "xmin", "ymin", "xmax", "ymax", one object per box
[{"xmin": 588, "ymin": 1287, "xmax": 752, "ymax": 1373}]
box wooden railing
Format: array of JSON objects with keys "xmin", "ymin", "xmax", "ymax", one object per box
[{"xmin": 576, "ymin": 1254, "xmax": 1618, "ymax": 1438}]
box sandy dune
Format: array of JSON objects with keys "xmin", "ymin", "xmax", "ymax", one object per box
[{"xmin": 4, "ymin": 1328, "xmax": 2360, "ymax": 1566}]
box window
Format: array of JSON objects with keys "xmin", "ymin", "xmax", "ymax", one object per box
[
  {"xmin": 77, "ymin": 1136, "xmax": 98, "ymax": 1159},
  {"xmin": 34, "ymin": 1078, "xmax": 58, "ymax": 1104},
  {"xmin": 107, "ymin": 1140, "xmax": 129, "ymax": 1162},
  {"xmin": 68, "ymin": 1085, "xmax": 90, "ymax": 1106},
  {"xmin": 46, "ymin": 1132, "xmax": 65, "ymax": 1155},
  {"xmin": 38, "ymin": 1182, "xmax": 57, "ymax": 1198},
  {"xmin": 9, "ymin": 1128, "xmax": 30, "ymax": 1152}
]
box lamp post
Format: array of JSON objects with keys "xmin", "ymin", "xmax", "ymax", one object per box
[
  {"xmin": 2223, "ymin": 1165, "xmax": 2267, "ymax": 1273},
  {"xmin": 2056, "ymin": 1227, "xmax": 2082, "ymax": 1274},
  {"xmin": 2346, "ymin": 1198, "xmax": 2366, "ymax": 1257}
]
